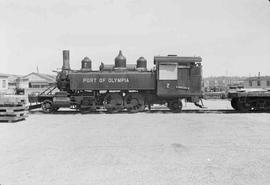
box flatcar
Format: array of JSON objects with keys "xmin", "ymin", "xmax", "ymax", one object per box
[
  {"xmin": 228, "ymin": 88, "xmax": 270, "ymax": 112},
  {"xmin": 37, "ymin": 50, "xmax": 203, "ymax": 113}
]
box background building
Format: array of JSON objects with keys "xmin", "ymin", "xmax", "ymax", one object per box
[
  {"xmin": 0, "ymin": 72, "xmax": 56, "ymax": 95},
  {"xmin": 22, "ymin": 72, "xmax": 55, "ymax": 89},
  {"xmin": 243, "ymin": 76, "xmax": 270, "ymax": 89},
  {"xmin": 19, "ymin": 73, "xmax": 56, "ymax": 95}
]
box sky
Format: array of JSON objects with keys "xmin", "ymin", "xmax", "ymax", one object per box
[{"xmin": 0, "ymin": 0, "xmax": 269, "ymax": 77}]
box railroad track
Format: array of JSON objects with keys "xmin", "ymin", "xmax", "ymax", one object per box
[{"xmin": 29, "ymin": 109, "xmax": 270, "ymax": 114}]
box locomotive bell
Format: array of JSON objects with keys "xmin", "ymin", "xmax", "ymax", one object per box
[
  {"xmin": 81, "ymin": 57, "xmax": 92, "ymax": 71},
  {"xmin": 114, "ymin": 50, "xmax": 126, "ymax": 68}
]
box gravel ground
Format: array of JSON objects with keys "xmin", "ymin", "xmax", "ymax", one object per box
[{"xmin": 0, "ymin": 100, "xmax": 270, "ymax": 185}]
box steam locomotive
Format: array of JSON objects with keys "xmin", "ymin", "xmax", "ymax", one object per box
[{"xmin": 38, "ymin": 50, "xmax": 203, "ymax": 113}]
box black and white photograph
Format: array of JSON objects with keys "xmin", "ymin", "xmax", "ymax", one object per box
[{"xmin": 0, "ymin": 0, "xmax": 270, "ymax": 184}]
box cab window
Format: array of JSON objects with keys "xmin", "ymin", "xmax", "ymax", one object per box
[{"xmin": 159, "ymin": 64, "xmax": 177, "ymax": 80}]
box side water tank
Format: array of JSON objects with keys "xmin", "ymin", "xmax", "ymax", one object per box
[
  {"xmin": 136, "ymin": 56, "xmax": 147, "ymax": 71},
  {"xmin": 115, "ymin": 50, "xmax": 126, "ymax": 68},
  {"xmin": 81, "ymin": 57, "xmax": 92, "ymax": 71}
]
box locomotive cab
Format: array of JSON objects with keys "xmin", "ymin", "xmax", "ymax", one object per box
[{"xmin": 154, "ymin": 56, "xmax": 202, "ymax": 102}]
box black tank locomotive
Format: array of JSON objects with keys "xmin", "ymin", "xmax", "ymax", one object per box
[{"xmin": 41, "ymin": 50, "xmax": 203, "ymax": 113}]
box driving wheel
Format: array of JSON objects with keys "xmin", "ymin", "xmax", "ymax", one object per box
[
  {"xmin": 41, "ymin": 99, "xmax": 54, "ymax": 113},
  {"xmin": 103, "ymin": 93, "xmax": 124, "ymax": 113},
  {"xmin": 124, "ymin": 93, "xmax": 145, "ymax": 113}
]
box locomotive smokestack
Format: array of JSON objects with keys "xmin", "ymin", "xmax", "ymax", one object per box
[{"xmin": 62, "ymin": 50, "xmax": 70, "ymax": 70}]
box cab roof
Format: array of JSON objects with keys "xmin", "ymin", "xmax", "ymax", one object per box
[{"xmin": 154, "ymin": 56, "xmax": 202, "ymax": 64}]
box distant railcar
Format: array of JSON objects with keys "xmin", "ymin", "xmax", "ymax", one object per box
[
  {"xmin": 228, "ymin": 89, "xmax": 270, "ymax": 112},
  {"xmin": 37, "ymin": 50, "xmax": 203, "ymax": 113}
]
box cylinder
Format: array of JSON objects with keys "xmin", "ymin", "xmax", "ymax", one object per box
[
  {"xmin": 115, "ymin": 50, "xmax": 126, "ymax": 68},
  {"xmin": 136, "ymin": 56, "xmax": 147, "ymax": 70},
  {"xmin": 81, "ymin": 57, "xmax": 92, "ymax": 71},
  {"xmin": 62, "ymin": 50, "xmax": 70, "ymax": 70}
]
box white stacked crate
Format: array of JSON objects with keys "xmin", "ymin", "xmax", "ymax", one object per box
[{"xmin": 0, "ymin": 95, "xmax": 28, "ymax": 122}]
